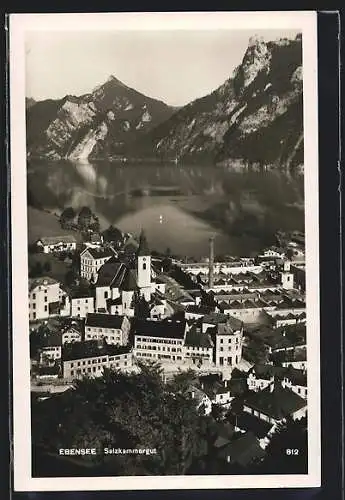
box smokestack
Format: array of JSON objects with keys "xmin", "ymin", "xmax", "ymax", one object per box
[{"xmin": 208, "ymin": 236, "xmax": 215, "ymax": 288}]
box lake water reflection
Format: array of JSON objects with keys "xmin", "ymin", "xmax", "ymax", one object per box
[{"xmin": 27, "ymin": 160, "xmax": 304, "ymax": 258}]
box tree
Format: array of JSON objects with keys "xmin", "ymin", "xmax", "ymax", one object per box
[
  {"xmin": 134, "ymin": 294, "xmax": 150, "ymax": 319},
  {"xmin": 60, "ymin": 207, "xmax": 76, "ymax": 228},
  {"xmin": 65, "ymin": 269, "xmax": 78, "ymax": 287},
  {"xmin": 102, "ymin": 225, "xmax": 123, "ymax": 244},
  {"xmin": 243, "ymin": 338, "xmax": 269, "ymax": 364},
  {"xmin": 161, "ymin": 257, "xmax": 172, "ymax": 273},
  {"xmin": 77, "ymin": 206, "xmax": 92, "ymax": 230},
  {"xmin": 31, "ymin": 363, "xmax": 209, "ymax": 476},
  {"xmin": 200, "ymin": 291, "xmax": 216, "ymax": 310}
]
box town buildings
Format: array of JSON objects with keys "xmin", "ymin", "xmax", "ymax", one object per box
[
  {"xmin": 133, "ymin": 317, "xmax": 187, "ymax": 362},
  {"xmin": 30, "ymin": 229, "xmax": 308, "ymax": 449},
  {"xmin": 36, "ymin": 235, "xmax": 77, "ymax": 254},
  {"xmin": 80, "ymin": 247, "xmax": 115, "ymax": 282},
  {"xmin": 85, "ymin": 313, "xmax": 130, "ymax": 345},
  {"xmin": 243, "ymin": 378, "xmax": 307, "ymax": 424},
  {"xmin": 28, "ymin": 276, "xmax": 70, "ymax": 321},
  {"xmin": 62, "ymin": 341, "xmax": 134, "ymax": 381}
]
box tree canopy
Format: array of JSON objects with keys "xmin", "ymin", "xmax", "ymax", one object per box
[{"xmin": 32, "ymin": 362, "xmax": 208, "ymax": 475}]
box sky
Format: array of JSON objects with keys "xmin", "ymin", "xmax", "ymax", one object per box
[{"xmin": 26, "ymin": 29, "xmax": 300, "ymax": 107}]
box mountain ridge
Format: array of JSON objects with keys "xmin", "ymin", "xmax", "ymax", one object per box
[
  {"xmin": 27, "ymin": 34, "xmax": 303, "ymax": 170},
  {"xmin": 26, "ymin": 75, "xmax": 175, "ymax": 161}
]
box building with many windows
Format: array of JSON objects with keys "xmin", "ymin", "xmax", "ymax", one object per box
[
  {"xmin": 211, "ymin": 316, "xmax": 244, "ymax": 368},
  {"xmin": 36, "ymin": 235, "xmax": 77, "ymax": 254},
  {"xmin": 80, "ymin": 247, "xmax": 115, "ymax": 282},
  {"xmin": 62, "ymin": 341, "xmax": 133, "ymax": 380},
  {"xmin": 133, "ymin": 317, "xmax": 187, "ymax": 362},
  {"xmin": 84, "ymin": 313, "xmax": 130, "ymax": 345},
  {"xmin": 28, "ymin": 276, "xmax": 63, "ymax": 321},
  {"xmin": 70, "ymin": 293, "xmax": 95, "ymax": 318}
]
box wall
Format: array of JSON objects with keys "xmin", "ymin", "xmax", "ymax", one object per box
[
  {"xmin": 29, "ymin": 282, "xmax": 60, "ymax": 321},
  {"xmin": 71, "ymin": 297, "xmax": 95, "ymax": 318}
]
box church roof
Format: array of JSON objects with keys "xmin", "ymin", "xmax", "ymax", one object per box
[
  {"xmin": 121, "ymin": 269, "xmax": 138, "ymax": 292},
  {"xmin": 137, "ymin": 230, "xmax": 150, "ymax": 256}
]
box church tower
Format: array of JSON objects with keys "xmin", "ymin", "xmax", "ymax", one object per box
[{"xmin": 137, "ymin": 230, "xmax": 152, "ymax": 301}]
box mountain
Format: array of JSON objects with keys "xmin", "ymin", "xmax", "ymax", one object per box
[
  {"xmin": 133, "ymin": 34, "xmax": 303, "ymax": 170},
  {"xmin": 26, "ymin": 75, "xmax": 175, "ymax": 161},
  {"xmin": 27, "ymin": 35, "xmax": 303, "ymax": 169}
]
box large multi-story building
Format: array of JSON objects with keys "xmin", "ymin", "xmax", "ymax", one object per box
[
  {"xmin": 28, "ymin": 276, "xmax": 66, "ymax": 321},
  {"xmin": 211, "ymin": 316, "xmax": 244, "ymax": 368},
  {"xmin": 62, "ymin": 341, "xmax": 133, "ymax": 380},
  {"xmin": 80, "ymin": 247, "xmax": 115, "ymax": 282},
  {"xmin": 84, "ymin": 313, "xmax": 130, "ymax": 345},
  {"xmin": 183, "ymin": 324, "xmax": 214, "ymax": 366},
  {"xmin": 133, "ymin": 317, "xmax": 187, "ymax": 362},
  {"xmin": 70, "ymin": 293, "xmax": 95, "ymax": 318}
]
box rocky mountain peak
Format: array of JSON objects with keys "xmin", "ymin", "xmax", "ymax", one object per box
[{"xmin": 234, "ymin": 36, "xmax": 271, "ymax": 94}]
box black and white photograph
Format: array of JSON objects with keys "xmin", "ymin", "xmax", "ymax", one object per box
[{"xmin": 10, "ymin": 12, "xmax": 320, "ymax": 491}]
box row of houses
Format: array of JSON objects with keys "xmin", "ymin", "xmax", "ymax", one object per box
[{"xmin": 36, "ymin": 312, "xmax": 245, "ymax": 371}]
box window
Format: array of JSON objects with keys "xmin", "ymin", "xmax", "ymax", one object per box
[
  {"xmin": 44, "ymin": 305, "xmax": 48, "ymax": 312},
  {"xmin": 33, "ymin": 293, "xmax": 36, "ymax": 299},
  {"xmin": 104, "ymin": 291, "xmax": 108, "ymax": 299},
  {"xmin": 71, "ymin": 370, "xmax": 74, "ymax": 376},
  {"xmin": 33, "ymin": 303, "xmax": 36, "ymax": 309},
  {"xmin": 44, "ymin": 296, "xmax": 47, "ymax": 302},
  {"xmin": 143, "ymin": 263, "xmax": 147, "ymax": 270}
]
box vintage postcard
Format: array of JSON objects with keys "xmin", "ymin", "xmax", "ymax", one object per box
[{"xmin": 10, "ymin": 11, "xmax": 320, "ymax": 491}]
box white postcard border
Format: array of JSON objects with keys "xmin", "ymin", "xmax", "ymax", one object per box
[{"xmin": 10, "ymin": 11, "xmax": 320, "ymax": 491}]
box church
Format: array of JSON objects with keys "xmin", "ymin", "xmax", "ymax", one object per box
[{"xmin": 94, "ymin": 230, "xmax": 166, "ymax": 317}]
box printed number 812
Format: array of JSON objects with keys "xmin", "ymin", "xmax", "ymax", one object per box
[{"xmin": 286, "ymin": 449, "xmax": 299, "ymax": 455}]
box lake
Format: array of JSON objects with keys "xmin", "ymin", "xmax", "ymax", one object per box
[{"xmin": 27, "ymin": 160, "xmax": 305, "ymax": 258}]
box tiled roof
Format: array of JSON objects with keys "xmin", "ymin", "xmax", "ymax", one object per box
[
  {"xmin": 185, "ymin": 327, "xmax": 213, "ymax": 348},
  {"xmin": 38, "ymin": 235, "xmax": 77, "ymax": 245},
  {"xmin": 244, "ymin": 383, "xmax": 306, "ymax": 420},
  {"xmin": 29, "ymin": 276, "xmax": 59, "ymax": 292},
  {"xmin": 216, "ymin": 431, "xmax": 265, "ymax": 466},
  {"xmin": 250, "ymin": 364, "xmax": 285, "ymax": 380},
  {"xmin": 186, "ymin": 305, "xmax": 211, "ymax": 315},
  {"xmin": 41, "ymin": 331, "xmax": 62, "ymax": 347},
  {"xmin": 81, "ymin": 247, "xmax": 114, "ymax": 259},
  {"xmin": 202, "ymin": 312, "xmax": 229, "ymax": 325},
  {"xmin": 216, "ymin": 316, "xmax": 243, "ymax": 335},
  {"xmin": 62, "ymin": 340, "xmax": 131, "ymax": 361},
  {"xmin": 121, "ymin": 269, "xmax": 138, "ymax": 292},
  {"xmin": 96, "ymin": 262, "xmax": 125, "ymax": 287},
  {"xmin": 284, "ymin": 368, "xmax": 307, "ymax": 386},
  {"xmin": 85, "ymin": 313, "xmax": 125, "ymax": 329},
  {"xmin": 133, "ymin": 317, "xmax": 186, "ymax": 339},
  {"xmin": 228, "ymin": 411, "xmax": 273, "ymax": 439}
]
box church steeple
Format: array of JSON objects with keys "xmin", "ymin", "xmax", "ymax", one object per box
[
  {"xmin": 137, "ymin": 229, "xmax": 150, "ymax": 257},
  {"xmin": 136, "ymin": 229, "xmax": 151, "ymax": 301}
]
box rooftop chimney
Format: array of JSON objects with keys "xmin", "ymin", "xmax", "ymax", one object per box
[{"xmin": 208, "ymin": 236, "xmax": 215, "ymax": 288}]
